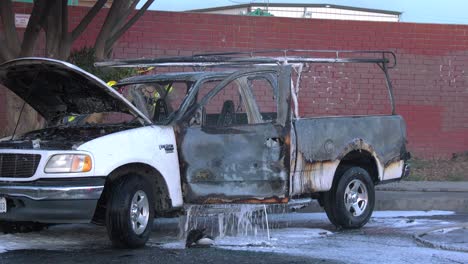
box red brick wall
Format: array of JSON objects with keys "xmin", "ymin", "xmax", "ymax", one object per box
[{"xmin": 2, "ymin": 3, "xmax": 468, "ymax": 158}]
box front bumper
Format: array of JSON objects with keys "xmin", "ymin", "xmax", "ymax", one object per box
[{"xmin": 0, "ymin": 177, "xmax": 105, "ymax": 223}]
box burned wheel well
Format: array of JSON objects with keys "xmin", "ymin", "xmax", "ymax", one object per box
[
  {"xmin": 92, "ymin": 163, "xmax": 172, "ymax": 224},
  {"xmin": 335, "ymin": 150, "xmax": 379, "ymax": 184}
]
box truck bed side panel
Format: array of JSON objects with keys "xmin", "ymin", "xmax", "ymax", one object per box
[{"xmin": 291, "ymin": 115, "xmax": 407, "ymax": 195}]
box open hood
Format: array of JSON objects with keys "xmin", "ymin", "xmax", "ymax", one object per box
[{"xmin": 0, "ymin": 58, "xmax": 151, "ymax": 124}]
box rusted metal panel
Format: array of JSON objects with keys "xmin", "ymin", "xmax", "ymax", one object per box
[
  {"xmin": 176, "ymin": 68, "xmax": 292, "ymax": 204},
  {"xmin": 290, "ymin": 115, "xmax": 407, "ymax": 194},
  {"xmin": 201, "ymin": 197, "xmax": 289, "ymax": 204},
  {"xmin": 290, "ymin": 151, "xmax": 340, "ymax": 195},
  {"xmin": 382, "ymin": 160, "xmax": 405, "ymax": 180},
  {"xmin": 294, "ymin": 115, "xmax": 406, "ymax": 162},
  {"xmin": 179, "ymin": 123, "xmax": 289, "ymax": 203}
]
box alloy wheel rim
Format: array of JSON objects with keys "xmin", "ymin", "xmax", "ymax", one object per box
[
  {"xmin": 344, "ymin": 179, "xmax": 368, "ymax": 217},
  {"xmin": 130, "ymin": 190, "xmax": 149, "ymax": 235}
]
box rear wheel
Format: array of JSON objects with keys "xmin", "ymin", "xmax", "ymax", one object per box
[
  {"xmin": 323, "ymin": 166, "xmax": 375, "ymax": 229},
  {"xmin": 106, "ymin": 176, "xmax": 154, "ymax": 248}
]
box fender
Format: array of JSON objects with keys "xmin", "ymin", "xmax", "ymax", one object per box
[
  {"xmin": 78, "ymin": 125, "xmax": 183, "ymax": 207},
  {"xmin": 291, "ymin": 138, "xmax": 388, "ymax": 195}
]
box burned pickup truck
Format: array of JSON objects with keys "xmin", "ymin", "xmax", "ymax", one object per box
[{"xmin": 0, "ymin": 50, "xmax": 409, "ymax": 248}]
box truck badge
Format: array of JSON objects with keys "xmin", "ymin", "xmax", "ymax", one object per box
[{"xmin": 159, "ymin": 144, "xmax": 174, "ymax": 153}]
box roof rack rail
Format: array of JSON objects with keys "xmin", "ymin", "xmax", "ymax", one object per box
[{"xmin": 95, "ymin": 49, "xmax": 397, "ymax": 69}]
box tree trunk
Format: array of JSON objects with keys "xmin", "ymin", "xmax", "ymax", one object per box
[
  {"xmin": 19, "ymin": 0, "xmax": 52, "ymax": 57},
  {"xmin": 94, "ymin": 0, "xmax": 127, "ymax": 60},
  {"xmin": 1, "ymin": 0, "xmax": 153, "ymax": 135},
  {"xmin": 4, "ymin": 89, "xmax": 44, "ymax": 138},
  {"xmin": 0, "ymin": 0, "xmax": 20, "ymax": 60},
  {"xmin": 43, "ymin": 0, "xmax": 71, "ymax": 60}
]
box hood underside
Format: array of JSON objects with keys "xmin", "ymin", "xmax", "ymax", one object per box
[{"xmin": 0, "ymin": 58, "xmax": 151, "ymax": 123}]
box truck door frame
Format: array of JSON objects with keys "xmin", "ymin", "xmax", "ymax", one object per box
[{"xmin": 176, "ymin": 66, "xmax": 292, "ymax": 204}]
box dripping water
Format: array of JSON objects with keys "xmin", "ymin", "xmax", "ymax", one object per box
[{"xmin": 179, "ymin": 199, "xmax": 312, "ymax": 243}]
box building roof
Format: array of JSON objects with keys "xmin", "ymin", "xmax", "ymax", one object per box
[{"xmin": 188, "ymin": 3, "xmax": 401, "ymax": 16}]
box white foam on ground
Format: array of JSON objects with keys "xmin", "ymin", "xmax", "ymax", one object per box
[
  {"xmin": 212, "ymin": 211, "xmax": 467, "ymax": 264},
  {"xmin": 267, "ymin": 210, "xmax": 455, "ymax": 227},
  {"xmin": 371, "ymin": 210, "xmax": 455, "ymax": 218}
]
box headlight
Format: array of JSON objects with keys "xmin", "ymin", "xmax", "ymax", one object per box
[{"xmin": 45, "ymin": 154, "xmax": 92, "ymax": 173}]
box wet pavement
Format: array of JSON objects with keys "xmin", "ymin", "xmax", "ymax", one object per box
[
  {"xmin": 0, "ymin": 248, "xmax": 334, "ymax": 264},
  {"xmin": 415, "ymin": 224, "xmax": 468, "ymax": 252},
  {"xmin": 0, "ymin": 210, "xmax": 467, "ymax": 264}
]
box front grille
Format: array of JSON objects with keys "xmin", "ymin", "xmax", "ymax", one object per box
[{"xmin": 0, "ymin": 154, "xmax": 41, "ymax": 178}]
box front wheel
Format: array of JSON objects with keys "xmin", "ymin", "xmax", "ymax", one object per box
[
  {"xmin": 323, "ymin": 166, "xmax": 375, "ymax": 229},
  {"xmin": 106, "ymin": 176, "xmax": 154, "ymax": 248}
]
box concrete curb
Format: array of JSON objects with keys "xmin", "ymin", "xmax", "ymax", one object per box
[
  {"xmin": 413, "ymin": 223, "xmax": 468, "ymax": 253},
  {"xmin": 300, "ymin": 190, "xmax": 468, "ymax": 213},
  {"xmin": 373, "ymin": 181, "xmax": 468, "ymax": 212},
  {"xmin": 375, "ymin": 191, "xmax": 468, "ymax": 212},
  {"xmin": 376, "ymin": 181, "xmax": 468, "ymax": 193}
]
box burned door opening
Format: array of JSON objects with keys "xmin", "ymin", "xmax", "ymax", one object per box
[{"xmin": 179, "ymin": 70, "xmax": 290, "ymax": 204}]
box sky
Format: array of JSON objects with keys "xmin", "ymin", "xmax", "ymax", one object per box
[{"xmin": 143, "ymin": 0, "xmax": 468, "ymax": 25}]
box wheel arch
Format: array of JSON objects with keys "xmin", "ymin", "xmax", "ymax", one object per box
[
  {"xmin": 322, "ymin": 145, "xmax": 379, "ymax": 229},
  {"xmin": 92, "ymin": 162, "xmax": 172, "ymax": 224},
  {"xmin": 334, "ymin": 148, "xmax": 382, "ymax": 185}
]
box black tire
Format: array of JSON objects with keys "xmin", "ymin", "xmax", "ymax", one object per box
[
  {"xmin": 323, "ymin": 166, "xmax": 375, "ymax": 229},
  {"xmin": 106, "ymin": 175, "xmax": 154, "ymax": 248}
]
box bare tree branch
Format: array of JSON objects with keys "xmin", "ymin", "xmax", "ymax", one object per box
[
  {"xmin": 94, "ymin": 0, "xmax": 128, "ymax": 59},
  {"xmin": 104, "ymin": 0, "xmax": 154, "ymax": 53},
  {"xmin": 109, "ymin": 0, "xmax": 139, "ymax": 37},
  {"xmin": 59, "ymin": 0, "xmax": 71, "ymax": 59},
  {"xmin": 44, "ymin": 1, "xmax": 61, "ymax": 58},
  {"xmin": 20, "ymin": 0, "xmax": 53, "ymax": 57},
  {"xmin": 71, "ymin": 0, "xmax": 107, "ymax": 41},
  {"xmin": 2, "ymin": 0, "xmax": 154, "ymax": 137},
  {"xmin": 61, "ymin": 0, "xmax": 68, "ymax": 40},
  {"xmin": 0, "ymin": 0, "xmax": 20, "ymax": 56},
  {"xmin": 2, "ymin": 0, "xmax": 152, "ymax": 61}
]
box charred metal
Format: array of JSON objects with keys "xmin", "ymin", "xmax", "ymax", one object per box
[
  {"xmin": 97, "ymin": 50, "xmax": 408, "ymax": 203},
  {"xmin": 0, "ymin": 50, "xmax": 409, "ymax": 207}
]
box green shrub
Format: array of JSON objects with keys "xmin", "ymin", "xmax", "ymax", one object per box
[{"xmin": 68, "ymin": 47, "xmax": 136, "ymax": 84}]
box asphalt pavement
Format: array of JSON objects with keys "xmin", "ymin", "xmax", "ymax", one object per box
[
  {"xmin": 295, "ymin": 180, "xmax": 468, "ymax": 255},
  {"xmin": 414, "ymin": 223, "xmax": 468, "ymax": 252},
  {"xmin": 0, "ymin": 180, "xmax": 467, "ymax": 263},
  {"xmin": 1, "ymin": 211, "xmax": 467, "ymax": 264},
  {"xmin": 0, "ymin": 248, "xmax": 337, "ymax": 264}
]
